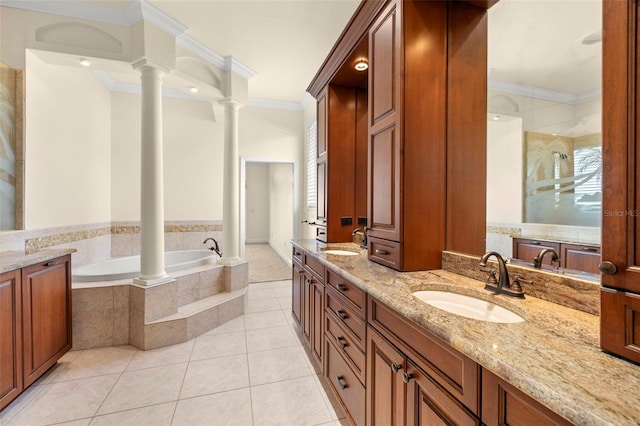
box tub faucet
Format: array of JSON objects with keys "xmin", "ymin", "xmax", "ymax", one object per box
[
  {"xmin": 478, "ymin": 251, "xmax": 525, "ymax": 298},
  {"xmin": 533, "ymin": 248, "xmax": 559, "ymax": 269},
  {"xmin": 352, "ymin": 228, "xmax": 367, "ymax": 248},
  {"xmin": 203, "ymin": 237, "xmax": 222, "ymax": 257}
]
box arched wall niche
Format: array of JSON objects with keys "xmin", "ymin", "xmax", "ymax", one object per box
[
  {"xmin": 175, "ymin": 56, "xmax": 223, "ymax": 90},
  {"xmin": 35, "ymin": 22, "xmax": 123, "ymax": 56}
]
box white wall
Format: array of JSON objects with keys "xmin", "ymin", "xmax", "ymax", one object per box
[
  {"xmin": 487, "ymin": 116, "xmax": 523, "ymax": 223},
  {"xmin": 110, "ymin": 93, "xmax": 224, "ymax": 221},
  {"xmin": 25, "ymin": 50, "xmax": 111, "ymax": 229},
  {"xmin": 245, "ymin": 162, "xmax": 270, "ymax": 242},
  {"xmin": 269, "ymin": 163, "xmax": 293, "ymax": 262}
]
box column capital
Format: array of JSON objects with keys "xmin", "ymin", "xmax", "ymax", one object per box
[
  {"xmin": 218, "ymin": 97, "xmax": 244, "ymax": 109},
  {"xmin": 132, "ymin": 57, "xmax": 171, "ymax": 74}
]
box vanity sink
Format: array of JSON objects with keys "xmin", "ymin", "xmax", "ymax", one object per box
[
  {"xmin": 322, "ymin": 249, "xmax": 359, "ymax": 256},
  {"xmin": 413, "ymin": 290, "xmax": 525, "ymax": 323}
]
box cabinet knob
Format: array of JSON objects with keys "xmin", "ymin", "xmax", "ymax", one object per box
[
  {"xmin": 336, "ymin": 336, "xmax": 347, "ymax": 349},
  {"xmin": 391, "ymin": 363, "xmax": 402, "ymax": 374},
  {"xmin": 336, "ymin": 375, "xmax": 348, "ymax": 390},
  {"xmin": 402, "ymin": 372, "xmax": 414, "ymax": 384},
  {"xmin": 599, "ymin": 261, "xmax": 619, "ymax": 275}
]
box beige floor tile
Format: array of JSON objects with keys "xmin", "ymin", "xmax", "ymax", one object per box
[
  {"xmin": 125, "ymin": 340, "xmax": 194, "ymax": 371},
  {"xmin": 251, "ymin": 376, "xmax": 334, "ymax": 426},
  {"xmin": 49, "ymin": 346, "xmax": 138, "ymax": 382},
  {"xmin": 7, "ymin": 375, "xmax": 119, "ymax": 426},
  {"xmin": 245, "ymin": 325, "xmax": 300, "ymax": 353},
  {"xmin": 204, "ymin": 314, "xmax": 245, "ymax": 335},
  {"xmin": 0, "ymin": 383, "xmax": 46, "ymax": 425},
  {"xmin": 249, "ymin": 280, "xmax": 291, "ymax": 290},
  {"xmin": 244, "ymin": 310, "xmax": 288, "ymax": 330},
  {"xmin": 277, "ymin": 295, "xmax": 292, "ymax": 310},
  {"xmin": 172, "ymin": 388, "xmax": 253, "ymax": 426},
  {"xmin": 245, "ymin": 297, "xmax": 282, "ymax": 314},
  {"xmin": 311, "ymin": 374, "xmax": 344, "ymax": 421},
  {"xmin": 247, "ymin": 287, "xmax": 277, "ymax": 300},
  {"xmin": 89, "ymin": 402, "xmax": 175, "ymax": 425},
  {"xmin": 248, "ymin": 346, "xmax": 312, "ymax": 386},
  {"xmin": 271, "ymin": 286, "xmax": 291, "ymax": 298},
  {"xmin": 96, "ymin": 364, "xmax": 187, "ymax": 415},
  {"xmin": 179, "ymin": 354, "xmax": 249, "ymax": 399},
  {"xmin": 190, "ymin": 331, "xmax": 247, "ymax": 361},
  {"xmin": 51, "ymin": 419, "xmax": 92, "ymax": 426}
]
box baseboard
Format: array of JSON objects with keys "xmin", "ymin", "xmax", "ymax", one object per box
[
  {"xmin": 245, "ymin": 239, "xmax": 269, "ymax": 244},
  {"xmin": 269, "ymin": 242, "xmax": 293, "ymax": 267}
]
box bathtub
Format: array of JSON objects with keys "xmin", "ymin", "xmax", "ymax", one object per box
[{"xmin": 72, "ymin": 250, "xmax": 218, "ymax": 282}]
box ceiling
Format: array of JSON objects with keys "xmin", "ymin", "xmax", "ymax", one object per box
[{"xmin": 19, "ymin": 0, "xmax": 602, "ymax": 107}]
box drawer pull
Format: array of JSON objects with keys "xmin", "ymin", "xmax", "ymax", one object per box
[
  {"xmin": 402, "ymin": 372, "xmax": 414, "ymax": 384},
  {"xmin": 582, "ymin": 246, "xmax": 598, "ymax": 252},
  {"xmin": 336, "ymin": 375, "xmax": 348, "ymax": 390},
  {"xmin": 336, "ymin": 283, "xmax": 347, "ymax": 292},
  {"xmin": 45, "ymin": 261, "xmax": 57, "ymax": 267},
  {"xmin": 530, "ymin": 241, "xmax": 541, "ymax": 245},
  {"xmin": 336, "ymin": 309, "xmax": 348, "ymax": 320},
  {"xmin": 336, "ymin": 336, "xmax": 347, "ymax": 349},
  {"xmin": 391, "ymin": 363, "xmax": 402, "ymax": 374},
  {"xmin": 375, "ymin": 249, "xmax": 389, "ymax": 255},
  {"xmin": 294, "ymin": 251, "xmax": 301, "ymax": 256}
]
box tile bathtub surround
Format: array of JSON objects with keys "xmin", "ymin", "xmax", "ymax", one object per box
[
  {"xmin": 441, "ymin": 250, "xmax": 600, "ymax": 315},
  {"xmin": 0, "ymin": 280, "xmax": 348, "ymax": 426}
]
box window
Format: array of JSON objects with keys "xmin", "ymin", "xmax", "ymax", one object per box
[{"xmin": 306, "ymin": 121, "xmax": 317, "ymax": 209}]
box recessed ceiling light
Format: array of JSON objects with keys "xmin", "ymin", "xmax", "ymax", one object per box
[
  {"xmin": 80, "ymin": 58, "xmax": 91, "ymax": 67},
  {"xmin": 189, "ymin": 87, "xmax": 198, "ymax": 93},
  {"xmin": 354, "ymin": 59, "xmax": 368, "ymax": 72}
]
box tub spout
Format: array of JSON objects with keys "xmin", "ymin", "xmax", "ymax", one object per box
[{"xmin": 203, "ymin": 237, "xmax": 222, "ymax": 257}]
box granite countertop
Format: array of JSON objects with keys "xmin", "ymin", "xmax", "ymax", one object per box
[
  {"xmin": 292, "ymin": 239, "xmax": 640, "ymax": 426},
  {"xmin": 0, "ymin": 249, "xmax": 77, "ymax": 274}
]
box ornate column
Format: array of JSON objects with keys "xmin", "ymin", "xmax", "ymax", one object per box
[
  {"xmin": 218, "ymin": 98, "xmax": 242, "ymax": 265},
  {"xmin": 133, "ymin": 59, "xmax": 170, "ymax": 286}
]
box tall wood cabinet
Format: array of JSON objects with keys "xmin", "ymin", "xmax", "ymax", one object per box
[
  {"xmin": 600, "ymin": 0, "xmax": 640, "ymax": 364},
  {"xmin": 0, "ymin": 255, "xmax": 72, "ymax": 411}
]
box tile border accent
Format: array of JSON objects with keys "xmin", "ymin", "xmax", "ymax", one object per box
[{"xmin": 26, "ymin": 227, "xmax": 111, "ymax": 253}]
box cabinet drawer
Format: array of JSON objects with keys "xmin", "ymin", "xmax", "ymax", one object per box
[
  {"xmin": 601, "ymin": 288, "xmax": 640, "ymax": 364},
  {"xmin": 368, "ymin": 297, "xmax": 480, "ymax": 415},
  {"xmin": 326, "ymin": 287, "xmax": 366, "ymax": 351},
  {"xmin": 316, "ymin": 226, "xmax": 327, "ymax": 242},
  {"xmin": 326, "ymin": 336, "xmax": 366, "ymax": 426},
  {"xmin": 325, "ymin": 311, "xmax": 366, "ymax": 385},
  {"xmin": 292, "ymin": 246, "xmax": 304, "ymax": 265},
  {"xmin": 326, "ymin": 270, "xmax": 366, "ymax": 316},
  {"xmin": 304, "ymin": 253, "xmax": 325, "ymax": 282},
  {"xmin": 561, "ymin": 243, "xmax": 601, "ymax": 274},
  {"xmin": 512, "ymin": 238, "xmax": 560, "ymax": 266},
  {"xmin": 368, "ymin": 237, "xmax": 402, "ymax": 270}
]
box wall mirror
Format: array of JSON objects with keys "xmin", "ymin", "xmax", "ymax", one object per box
[{"xmin": 486, "ymin": 0, "xmax": 602, "ymax": 268}]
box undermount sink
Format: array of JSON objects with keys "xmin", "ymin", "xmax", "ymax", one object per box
[
  {"xmin": 322, "ymin": 249, "xmax": 359, "ymax": 256},
  {"xmin": 413, "ymin": 290, "xmax": 525, "ymax": 323}
]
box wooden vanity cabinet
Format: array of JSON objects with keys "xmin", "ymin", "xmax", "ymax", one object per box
[
  {"xmin": 292, "ymin": 260, "xmax": 303, "ymax": 326},
  {"xmin": 481, "ymin": 370, "xmax": 571, "ymax": 426},
  {"xmin": 0, "ymin": 255, "xmax": 72, "ymax": 411},
  {"xmin": 512, "ymin": 238, "xmax": 560, "ymax": 266},
  {"xmin": 0, "ymin": 270, "xmax": 22, "ymax": 411},
  {"xmin": 367, "ymin": 298, "xmax": 481, "ymax": 425},
  {"xmin": 511, "ymin": 238, "xmax": 601, "ymax": 274},
  {"xmin": 599, "ymin": 0, "xmax": 640, "ymax": 364}
]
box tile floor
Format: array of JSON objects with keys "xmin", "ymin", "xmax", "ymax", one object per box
[{"xmin": 0, "ymin": 280, "xmax": 348, "ymax": 426}]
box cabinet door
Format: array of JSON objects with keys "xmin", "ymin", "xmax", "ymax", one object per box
[
  {"xmin": 311, "ymin": 280, "xmax": 324, "ymax": 364},
  {"xmin": 366, "ymin": 327, "xmax": 406, "ymax": 426},
  {"xmin": 482, "ymin": 369, "xmax": 571, "ymax": 426},
  {"xmin": 0, "ymin": 270, "xmax": 22, "ymax": 411},
  {"xmin": 21, "ymin": 256, "xmax": 72, "ymax": 387},
  {"xmin": 302, "ymin": 272, "xmax": 312, "ymax": 342},
  {"xmin": 600, "ymin": 288, "xmax": 640, "ymax": 363},
  {"xmin": 292, "ymin": 262, "xmax": 303, "ymax": 326},
  {"xmin": 406, "ymin": 361, "xmax": 479, "ymax": 426}
]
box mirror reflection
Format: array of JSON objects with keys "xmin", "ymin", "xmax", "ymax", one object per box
[{"xmin": 486, "ymin": 0, "xmax": 602, "ymax": 275}]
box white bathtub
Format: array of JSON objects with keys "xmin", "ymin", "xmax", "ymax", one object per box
[{"xmin": 72, "ymin": 250, "xmax": 218, "ymax": 282}]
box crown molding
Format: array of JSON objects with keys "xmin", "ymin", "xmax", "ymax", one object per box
[
  {"xmin": 247, "ymin": 98, "xmax": 303, "ymax": 111},
  {"xmin": 90, "ymin": 70, "xmax": 200, "ymax": 101},
  {"xmin": 224, "ymin": 56, "xmax": 256, "ymax": 79},
  {"xmin": 0, "ymin": 0, "xmax": 129, "ymax": 25},
  {"xmin": 175, "ymin": 34, "xmax": 225, "ymax": 70},
  {"xmin": 489, "ymin": 79, "xmax": 601, "ymax": 105},
  {"xmin": 137, "ymin": 0, "xmax": 187, "ymax": 37}
]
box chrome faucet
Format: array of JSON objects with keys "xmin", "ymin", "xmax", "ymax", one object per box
[
  {"xmin": 203, "ymin": 237, "xmax": 222, "ymax": 257},
  {"xmin": 478, "ymin": 251, "xmax": 525, "ymax": 298},
  {"xmin": 533, "ymin": 248, "xmax": 559, "ymax": 269}
]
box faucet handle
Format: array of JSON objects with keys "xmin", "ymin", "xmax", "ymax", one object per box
[{"xmin": 486, "ymin": 272, "xmax": 498, "ymax": 285}]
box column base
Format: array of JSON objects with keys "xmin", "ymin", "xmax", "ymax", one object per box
[
  {"xmin": 217, "ymin": 256, "xmax": 243, "ymax": 266},
  {"xmin": 132, "ymin": 275, "xmax": 174, "ymax": 288}
]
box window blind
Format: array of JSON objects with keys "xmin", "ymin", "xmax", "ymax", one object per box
[{"xmin": 307, "ymin": 121, "xmax": 317, "ymax": 209}]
